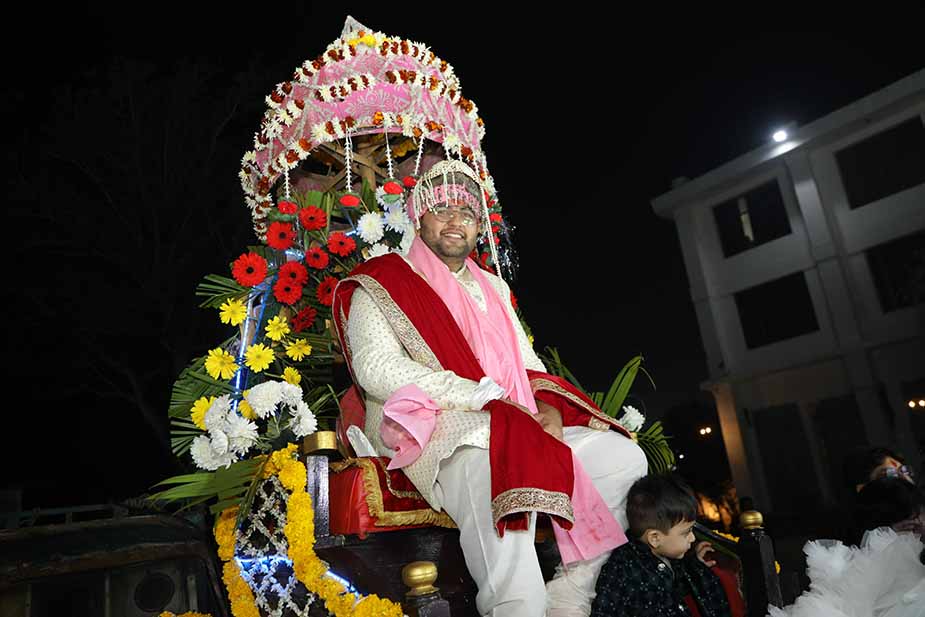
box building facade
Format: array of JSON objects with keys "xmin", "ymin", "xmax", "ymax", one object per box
[{"xmin": 651, "ymin": 70, "xmax": 925, "ymax": 514}]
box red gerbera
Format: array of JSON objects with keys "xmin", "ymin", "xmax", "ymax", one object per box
[
  {"xmin": 278, "ymin": 200, "xmax": 298, "ymax": 215},
  {"xmin": 267, "ymin": 221, "xmax": 296, "ymax": 250},
  {"xmin": 292, "ymin": 306, "xmax": 318, "ymax": 332},
  {"xmin": 316, "ymin": 276, "xmax": 338, "ymax": 306},
  {"xmin": 327, "ymin": 231, "xmax": 356, "ymax": 257},
  {"xmin": 305, "ymin": 247, "xmax": 330, "ymax": 270},
  {"xmin": 231, "ymin": 252, "xmax": 268, "ymax": 287},
  {"xmin": 273, "ymin": 278, "xmax": 303, "ymax": 305},
  {"xmin": 299, "ymin": 205, "xmax": 327, "ymax": 231},
  {"xmin": 279, "ymin": 261, "xmax": 308, "ymax": 286}
]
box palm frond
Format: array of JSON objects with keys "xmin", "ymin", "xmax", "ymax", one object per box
[
  {"xmin": 635, "ymin": 421, "xmax": 676, "ymax": 474},
  {"xmin": 196, "ymin": 274, "xmax": 250, "ymax": 309}
]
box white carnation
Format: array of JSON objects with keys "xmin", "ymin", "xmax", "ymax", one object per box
[
  {"xmin": 289, "ymin": 400, "xmax": 318, "ymax": 438},
  {"xmin": 357, "ymin": 212, "xmax": 385, "ymax": 244},
  {"xmin": 618, "ymin": 405, "xmax": 645, "ymax": 432},
  {"xmin": 245, "ymin": 381, "xmax": 282, "ymax": 418},
  {"xmin": 366, "ymin": 243, "xmax": 390, "ymax": 260}
]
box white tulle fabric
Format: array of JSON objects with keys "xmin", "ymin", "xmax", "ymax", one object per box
[{"xmin": 767, "ymin": 527, "xmax": 925, "ymax": 617}]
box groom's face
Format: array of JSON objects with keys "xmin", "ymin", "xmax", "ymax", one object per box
[{"xmin": 418, "ymin": 201, "xmax": 479, "ymax": 266}]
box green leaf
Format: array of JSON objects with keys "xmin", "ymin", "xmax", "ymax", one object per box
[
  {"xmin": 196, "ymin": 274, "xmax": 250, "ymax": 309},
  {"xmin": 600, "ymin": 356, "xmax": 643, "ymax": 417}
]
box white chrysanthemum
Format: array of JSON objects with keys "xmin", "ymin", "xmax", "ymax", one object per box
[
  {"xmin": 366, "ymin": 243, "xmax": 390, "ymax": 260},
  {"xmin": 357, "ymin": 212, "xmax": 385, "ymax": 244},
  {"xmin": 278, "ymin": 382, "xmax": 303, "ymax": 408},
  {"xmin": 277, "ymin": 109, "xmax": 293, "ymax": 127},
  {"xmin": 289, "ymin": 400, "xmax": 318, "ymax": 438},
  {"xmin": 386, "ymin": 208, "xmax": 412, "ymax": 233},
  {"xmin": 209, "ymin": 427, "xmax": 230, "ymax": 455},
  {"xmin": 265, "ymin": 94, "xmax": 281, "ymax": 110},
  {"xmin": 190, "ymin": 435, "xmax": 235, "ymax": 471},
  {"xmin": 245, "ymin": 381, "xmax": 282, "ymax": 418},
  {"xmin": 225, "ymin": 412, "xmax": 259, "ymax": 456},
  {"xmin": 399, "ymin": 231, "xmax": 415, "ymax": 254},
  {"xmin": 618, "ymin": 405, "xmax": 646, "ymax": 432},
  {"xmin": 204, "ymin": 395, "xmax": 231, "ymax": 432},
  {"xmin": 242, "ymin": 151, "xmax": 257, "ymax": 164}
]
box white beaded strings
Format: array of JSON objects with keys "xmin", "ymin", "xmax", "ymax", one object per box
[{"xmin": 343, "ymin": 130, "xmax": 354, "ymax": 193}]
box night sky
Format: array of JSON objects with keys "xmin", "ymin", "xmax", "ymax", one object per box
[{"xmin": 5, "ymin": 5, "xmax": 925, "ymax": 510}]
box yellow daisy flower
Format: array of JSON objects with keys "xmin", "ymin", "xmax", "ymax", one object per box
[
  {"xmin": 245, "ymin": 343, "xmax": 274, "ymax": 373},
  {"xmin": 283, "ymin": 367, "xmax": 302, "ymax": 385},
  {"xmin": 204, "ymin": 348, "xmax": 238, "ymax": 380},
  {"xmin": 286, "ymin": 338, "xmax": 312, "ymax": 362},
  {"xmin": 190, "ymin": 396, "xmax": 215, "ymax": 430},
  {"xmin": 265, "ymin": 315, "xmax": 290, "ymax": 342},
  {"xmin": 239, "ymin": 398, "xmax": 257, "ymax": 420},
  {"xmin": 219, "ymin": 298, "xmax": 247, "ymax": 326}
]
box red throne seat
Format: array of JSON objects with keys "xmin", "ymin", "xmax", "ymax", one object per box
[{"xmin": 330, "ymin": 386, "xmax": 455, "ymax": 538}]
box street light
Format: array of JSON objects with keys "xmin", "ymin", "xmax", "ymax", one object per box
[
  {"xmin": 698, "ymin": 426, "xmax": 713, "ymax": 436},
  {"xmin": 772, "ymin": 129, "xmax": 788, "ymax": 143},
  {"xmin": 919, "ymin": 400, "xmax": 925, "ymax": 407},
  {"xmin": 910, "ymin": 401, "xmax": 918, "ymax": 409}
]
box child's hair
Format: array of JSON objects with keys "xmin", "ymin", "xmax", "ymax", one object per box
[
  {"xmin": 855, "ymin": 476, "xmax": 924, "ymax": 531},
  {"xmin": 842, "ymin": 446, "xmax": 904, "ymax": 489},
  {"xmin": 626, "ymin": 474, "xmax": 697, "ymax": 539}
]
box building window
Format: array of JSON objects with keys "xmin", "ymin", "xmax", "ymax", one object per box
[
  {"xmin": 735, "ymin": 272, "xmax": 819, "ymax": 349},
  {"xmin": 836, "ymin": 117, "xmax": 925, "ymax": 209},
  {"xmin": 713, "ymin": 179, "xmax": 792, "ymax": 258},
  {"xmin": 866, "ymin": 229, "xmax": 925, "ymax": 312}
]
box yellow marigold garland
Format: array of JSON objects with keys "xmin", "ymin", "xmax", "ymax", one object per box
[{"xmin": 214, "ymin": 445, "xmax": 404, "ymax": 617}]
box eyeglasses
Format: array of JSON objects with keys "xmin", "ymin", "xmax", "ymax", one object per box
[
  {"xmin": 877, "ymin": 464, "xmax": 915, "ymax": 481},
  {"xmin": 429, "ymin": 205, "xmax": 478, "ymax": 226}
]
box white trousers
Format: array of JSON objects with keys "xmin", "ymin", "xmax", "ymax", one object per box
[{"xmin": 433, "ymin": 426, "xmax": 648, "ymax": 617}]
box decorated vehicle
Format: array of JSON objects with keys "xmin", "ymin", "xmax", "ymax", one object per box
[{"xmin": 154, "ymin": 16, "xmax": 673, "ymax": 617}]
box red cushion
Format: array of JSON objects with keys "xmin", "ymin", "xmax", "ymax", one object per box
[{"xmin": 682, "ymin": 565, "xmax": 745, "ymax": 617}]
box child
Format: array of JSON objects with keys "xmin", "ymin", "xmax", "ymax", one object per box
[{"xmin": 591, "ymin": 474, "xmax": 732, "ymax": 617}]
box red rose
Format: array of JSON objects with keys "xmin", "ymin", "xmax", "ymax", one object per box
[
  {"xmin": 339, "ymin": 193, "xmax": 361, "ymax": 208},
  {"xmin": 327, "ymin": 231, "xmax": 356, "ymax": 257},
  {"xmin": 292, "ymin": 306, "xmax": 318, "ymax": 332},
  {"xmin": 273, "ymin": 279, "xmax": 302, "ymax": 305},
  {"xmin": 489, "ymin": 213, "xmax": 503, "ymax": 223},
  {"xmin": 232, "ymin": 252, "xmax": 268, "ymax": 287},
  {"xmin": 305, "ymin": 247, "xmax": 330, "ymax": 269},
  {"xmin": 278, "ymin": 200, "xmax": 298, "ymax": 215},
  {"xmin": 383, "ymin": 181, "xmax": 403, "ymax": 195},
  {"xmin": 279, "ymin": 261, "xmax": 308, "ymax": 286},
  {"xmin": 267, "ymin": 221, "xmax": 296, "ymax": 250},
  {"xmin": 316, "ymin": 276, "xmax": 338, "ymax": 306},
  {"xmin": 403, "ymin": 175, "xmax": 417, "ymax": 188},
  {"xmin": 298, "ymin": 205, "xmax": 327, "ymax": 231}
]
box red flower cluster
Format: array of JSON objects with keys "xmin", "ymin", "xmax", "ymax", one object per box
[
  {"xmin": 292, "ymin": 306, "xmax": 318, "ymax": 332},
  {"xmin": 510, "ymin": 291, "xmax": 518, "ymax": 310},
  {"xmin": 316, "ymin": 276, "xmax": 338, "ymax": 306},
  {"xmin": 327, "ymin": 232, "xmax": 356, "ymax": 257},
  {"xmin": 278, "ymin": 200, "xmax": 298, "ymax": 215},
  {"xmin": 232, "ymin": 252, "xmax": 268, "ymax": 287},
  {"xmin": 273, "ymin": 279, "xmax": 302, "ymax": 305},
  {"xmin": 279, "ymin": 261, "xmax": 308, "ymax": 286},
  {"xmin": 305, "ymin": 247, "xmax": 330, "ymax": 270},
  {"xmin": 267, "ymin": 222, "xmax": 296, "ymax": 250},
  {"xmin": 299, "ymin": 206, "xmax": 327, "ymax": 231}
]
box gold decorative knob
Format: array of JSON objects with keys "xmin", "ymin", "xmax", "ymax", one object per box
[
  {"xmin": 302, "ymin": 430, "xmax": 338, "ymax": 455},
  {"xmin": 402, "ymin": 561, "xmax": 439, "ymax": 597},
  {"xmin": 740, "ymin": 510, "xmax": 763, "ymax": 530}
]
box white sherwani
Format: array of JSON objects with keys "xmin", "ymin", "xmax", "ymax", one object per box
[
  {"xmin": 346, "ymin": 259, "xmax": 545, "ymax": 508},
  {"xmin": 345, "ymin": 257, "xmax": 648, "ymax": 617}
]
